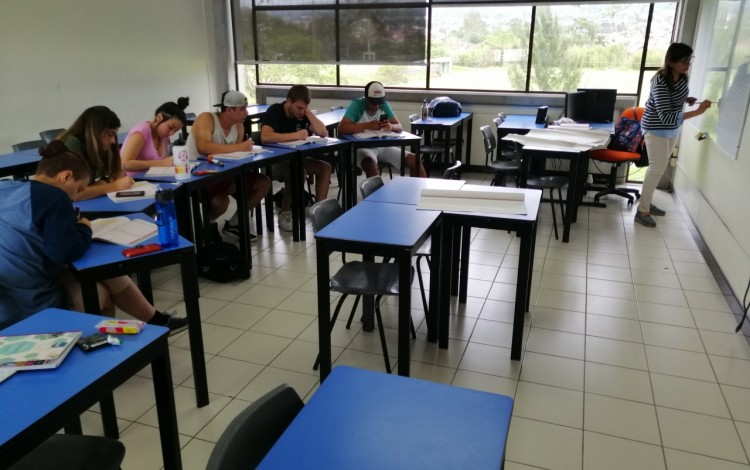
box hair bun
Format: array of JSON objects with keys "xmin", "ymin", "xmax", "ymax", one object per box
[
  {"xmin": 177, "ymin": 96, "xmax": 190, "ymax": 110},
  {"xmin": 39, "ymin": 140, "xmax": 68, "ymax": 158}
]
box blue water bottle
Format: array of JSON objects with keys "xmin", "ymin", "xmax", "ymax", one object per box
[{"xmin": 155, "ymin": 189, "xmax": 179, "ymax": 248}]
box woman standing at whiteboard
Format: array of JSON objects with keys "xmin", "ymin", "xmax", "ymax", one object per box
[{"xmin": 635, "ymin": 42, "xmax": 711, "ymax": 227}]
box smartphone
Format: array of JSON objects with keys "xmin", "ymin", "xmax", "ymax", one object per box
[
  {"xmin": 77, "ymin": 333, "xmax": 109, "ymax": 352},
  {"xmin": 122, "ymin": 243, "xmax": 163, "ymax": 258},
  {"xmin": 379, "ymin": 114, "xmax": 389, "ymax": 122},
  {"xmin": 115, "ymin": 190, "xmax": 146, "ymax": 198}
]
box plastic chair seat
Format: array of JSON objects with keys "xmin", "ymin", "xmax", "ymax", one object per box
[
  {"xmin": 9, "ymin": 435, "xmax": 125, "ymax": 470},
  {"xmin": 526, "ymin": 175, "xmax": 568, "ymax": 190},
  {"xmin": 590, "ymin": 148, "xmax": 641, "ymax": 164},
  {"xmin": 330, "ymin": 262, "xmax": 410, "ymax": 297},
  {"xmin": 488, "ymin": 160, "xmax": 520, "ymax": 172}
]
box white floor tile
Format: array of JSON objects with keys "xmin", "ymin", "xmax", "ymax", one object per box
[
  {"xmin": 584, "ymin": 393, "xmax": 661, "ymax": 445},
  {"xmin": 583, "ymin": 431, "xmax": 666, "ymax": 470},
  {"xmin": 585, "ymin": 361, "xmax": 654, "ymax": 404},
  {"xmin": 506, "ymin": 417, "xmax": 583, "ymax": 470},
  {"xmin": 513, "ymin": 381, "xmax": 583, "ymax": 428}
]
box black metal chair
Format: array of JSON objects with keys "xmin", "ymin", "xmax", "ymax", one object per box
[
  {"xmin": 12, "ymin": 140, "xmax": 44, "ymax": 152},
  {"xmin": 206, "ymin": 384, "xmax": 303, "ymax": 470},
  {"xmin": 517, "ymin": 143, "xmax": 568, "ymax": 240},
  {"xmin": 9, "ymin": 435, "xmax": 125, "ymax": 470},
  {"xmin": 409, "ymin": 114, "xmax": 454, "ymax": 177},
  {"xmin": 310, "ymin": 198, "xmax": 417, "ymax": 373},
  {"xmin": 481, "ymin": 125, "xmax": 520, "ymax": 186},
  {"xmin": 39, "ymin": 129, "xmax": 65, "ymax": 144},
  {"xmin": 441, "ymin": 159, "xmax": 462, "ymax": 180}
]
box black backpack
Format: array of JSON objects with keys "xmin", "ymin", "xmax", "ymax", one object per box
[
  {"xmin": 197, "ymin": 224, "xmax": 251, "ymax": 282},
  {"xmin": 429, "ymin": 96, "xmax": 462, "ymax": 117}
]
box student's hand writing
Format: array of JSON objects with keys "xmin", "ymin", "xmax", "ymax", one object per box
[
  {"xmin": 238, "ymin": 139, "xmax": 254, "ymax": 151},
  {"xmin": 159, "ymin": 157, "xmax": 174, "ymax": 167},
  {"xmin": 686, "ymin": 97, "xmax": 697, "ymax": 106},
  {"xmin": 78, "ymin": 217, "xmax": 91, "ymax": 228},
  {"xmin": 112, "ymin": 176, "xmax": 135, "ymax": 191},
  {"xmin": 294, "ymin": 129, "xmax": 309, "ymax": 140}
]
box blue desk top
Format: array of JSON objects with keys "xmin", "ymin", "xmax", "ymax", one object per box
[
  {"xmin": 132, "ymin": 160, "xmax": 241, "ymax": 184},
  {"xmin": 411, "ymin": 112, "xmax": 473, "ymax": 127},
  {"xmin": 259, "ymin": 366, "xmax": 513, "ymax": 469},
  {"xmin": 75, "ymin": 182, "xmax": 180, "ymax": 214},
  {"xmin": 71, "ymin": 213, "xmax": 193, "ymax": 270},
  {"xmin": 0, "ymin": 308, "xmax": 168, "ymax": 446},
  {"xmin": 0, "ymin": 149, "xmax": 41, "ymax": 170},
  {"xmin": 315, "ymin": 201, "xmax": 440, "ymax": 249},
  {"xmin": 364, "ymin": 177, "xmax": 466, "ymax": 205},
  {"xmin": 247, "ymin": 104, "xmax": 269, "ymax": 119}
]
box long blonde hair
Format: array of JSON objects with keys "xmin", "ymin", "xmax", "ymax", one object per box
[{"xmin": 58, "ymin": 106, "xmax": 122, "ymax": 181}]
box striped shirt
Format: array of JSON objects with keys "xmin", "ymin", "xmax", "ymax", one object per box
[{"xmin": 641, "ymin": 73, "xmax": 689, "ymax": 131}]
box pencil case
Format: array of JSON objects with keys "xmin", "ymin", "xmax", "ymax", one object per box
[{"xmin": 96, "ymin": 319, "xmax": 145, "ymax": 334}]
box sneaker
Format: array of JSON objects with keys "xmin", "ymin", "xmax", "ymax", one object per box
[
  {"xmin": 278, "ymin": 210, "xmax": 293, "ymax": 232},
  {"xmin": 223, "ymin": 220, "xmax": 259, "ymax": 241},
  {"xmin": 148, "ymin": 310, "xmax": 189, "ymax": 336},
  {"xmin": 634, "ymin": 212, "xmax": 657, "ymax": 227},
  {"xmin": 649, "ymin": 204, "xmax": 666, "ymax": 216}
]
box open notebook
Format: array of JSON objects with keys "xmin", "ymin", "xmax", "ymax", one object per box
[
  {"xmin": 208, "ymin": 147, "xmax": 269, "ymax": 160},
  {"xmin": 353, "ymin": 130, "xmax": 403, "ymax": 140},
  {"xmin": 417, "ymin": 186, "xmax": 527, "ymax": 214},
  {"xmin": 90, "ymin": 216, "xmax": 157, "ymax": 246}
]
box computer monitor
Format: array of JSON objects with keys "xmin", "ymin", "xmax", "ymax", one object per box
[
  {"xmin": 565, "ymin": 91, "xmax": 587, "ymax": 122},
  {"xmin": 577, "ymin": 88, "xmax": 617, "ymax": 123}
]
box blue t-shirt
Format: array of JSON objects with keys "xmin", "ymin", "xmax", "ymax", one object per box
[
  {"xmin": 0, "ymin": 180, "xmax": 92, "ymax": 328},
  {"xmin": 343, "ymin": 98, "xmax": 396, "ymax": 124}
]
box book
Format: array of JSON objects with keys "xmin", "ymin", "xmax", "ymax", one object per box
[
  {"xmin": 417, "ymin": 187, "xmax": 527, "ymax": 214},
  {"xmin": 90, "ymin": 216, "xmax": 158, "ymax": 246},
  {"xmin": 0, "ymin": 331, "xmax": 82, "ymax": 370},
  {"xmin": 276, "ymin": 136, "xmax": 332, "ymax": 147},
  {"xmin": 106, "ymin": 181, "xmax": 158, "ymax": 203},
  {"xmin": 208, "ymin": 147, "xmax": 269, "ymax": 160},
  {"xmin": 145, "ymin": 163, "xmax": 197, "ymax": 176},
  {"xmin": 353, "ymin": 130, "xmax": 403, "ymax": 140}
]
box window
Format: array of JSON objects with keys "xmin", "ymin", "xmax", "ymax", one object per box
[{"xmin": 233, "ymin": 1, "xmax": 678, "ymax": 98}]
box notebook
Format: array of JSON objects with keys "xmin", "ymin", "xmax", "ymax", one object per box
[
  {"xmin": 90, "ymin": 216, "xmax": 157, "ymax": 246},
  {"xmin": 0, "ymin": 331, "xmax": 82, "ymax": 371}
]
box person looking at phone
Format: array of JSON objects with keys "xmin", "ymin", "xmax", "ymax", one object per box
[
  {"xmin": 338, "ymin": 81, "xmax": 426, "ymax": 178},
  {"xmin": 260, "ymin": 85, "xmax": 331, "ymax": 232},
  {"xmin": 0, "ymin": 141, "xmax": 187, "ymax": 334},
  {"xmin": 57, "ymin": 106, "xmax": 135, "ymax": 201},
  {"xmin": 121, "ymin": 97, "xmax": 189, "ymax": 175},
  {"xmin": 635, "ymin": 42, "xmax": 711, "ymax": 227},
  {"xmin": 187, "ymin": 90, "xmax": 271, "ymax": 240}
]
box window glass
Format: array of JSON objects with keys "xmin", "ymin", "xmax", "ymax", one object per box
[
  {"xmin": 234, "ymin": 0, "xmax": 255, "ymax": 61},
  {"xmin": 258, "ymin": 64, "xmax": 336, "ymax": 85},
  {"xmin": 339, "ymin": 64, "xmax": 424, "ymax": 88},
  {"xmin": 645, "ymin": 2, "xmax": 678, "ymax": 68},
  {"xmin": 528, "ymin": 4, "xmax": 649, "ymax": 93},
  {"xmin": 237, "ymin": 64, "xmax": 258, "ymax": 104},
  {"xmin": 256, "ymin": 10, "xmax": 335, "ymax": 61},
  {"xmin": 339, "ymin": 9, "xmax": 426, "ymax": 63},
  {"xmin": 430, "ymin": 5, "xmax": 531, "ymax": 91}
]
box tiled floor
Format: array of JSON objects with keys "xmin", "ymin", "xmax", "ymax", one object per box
[{"xmin": 81, "ymin": 172, "xmax": 750, "ymax": 469}]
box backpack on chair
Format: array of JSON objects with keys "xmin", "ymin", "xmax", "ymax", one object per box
[{"xmin": 609, "ymin": 107, "xmax": 649, "ymax": 167}]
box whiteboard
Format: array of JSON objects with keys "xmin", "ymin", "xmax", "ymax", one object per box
[{"xmin": 694, "ymin": 0, "xmax": 750, "ymax": 159}]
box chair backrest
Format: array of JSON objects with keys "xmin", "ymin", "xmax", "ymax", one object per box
[
  {"xmin": 360, "ymin": 176, "xmax": 384, "ymax": 199},
  {"xmin": 442, "ymin": 160, "xmax": 462, "ymax": 180},
  {"xmin": 480, "ymin": 125, "xmax": 497, "ymax": 165},
  {"xmin": 12, "ymin": 140, "xmax": 44, "ymax": 152},
  {"xmin": 39, "ymin": 129, "xmax": 65, "ymax": 144},
  {"xmin": 206, "ymin": 384, "xmax": 304, "ymax": 470},
  {"xmin": 310, "ymin": 198, "xmax": 345, "ymax": 232}
]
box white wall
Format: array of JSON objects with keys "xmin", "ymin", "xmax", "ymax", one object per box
[{"xmin": 0, "ymin": 0, "xmax": 224, "ymax": 151}]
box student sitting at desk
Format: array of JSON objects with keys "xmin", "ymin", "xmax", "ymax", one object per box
[
  {"xmin": 260, "ymin": 85, "xmax": 331, "ymax": 232},
  {"xmin": 0, "ymin": 141, "xmax": 188, "ymax": 333},
  {"xmin": 121, "ymin": 98, "xmax": 189, "ymax": 175},
  {"xmin": 57, "ymin": 106, "xmax": 136, "ymax": 201},
  {"xmin": 338, "ymin": 81, "xmax": 426, "ymax": 178},
  {"xmin": 187, "ymin": 91, "xmax": 271, "ymax": 240}
]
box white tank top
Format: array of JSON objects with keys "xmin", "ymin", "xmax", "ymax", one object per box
[{"xmin": 186, "ymin": 113, "xmax": 239, "ymax": 159}]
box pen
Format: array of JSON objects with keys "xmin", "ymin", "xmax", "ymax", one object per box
[{"xmin": 74, "ymin": 206, "xmax": 81, "ymax": 221}]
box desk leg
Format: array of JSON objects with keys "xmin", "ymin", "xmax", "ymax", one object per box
[
  {"xmin": 80, "ymin": 280, "xmax": 121, "ymax": 437},
  {"xmin": 455, "ymin": 123, "xmax": 464, "ymax": 162},
  {"xmin": 427, "ymin": 222, "xmax": 443, "ymax": 343},
  {"xmin": 264, "ymin": 165, "xmax": 275, "ymax": 232},
  {"xmin": 180, "ymin": 253, "xmax": 209, "ymax": 407},
  {"xmin": 400, "ymin": 146, "xmax": 406, "ymax": 177},
  {"xmin": 527, "ymin": 222, "xmax": 538, "ymax": 311},
  {"xmin": 151, "ymin": 345, "xmax": 182, "ymax": 470},
  {"xmin": 512, "ymin": 225, "xmax": 533, "ymax": 361},
  {"xmin": 349, "ymin": 146, "xmax": 357, "ymax": 209},
  {"xmin": 175, "ymin": 190, "xmax": 194, "ymax": 243},
  {"xmin": 316, "ymin": 242, "xmax": 332, "ymax": 381},
  {"xmin": 136, "ymin": 270, "xmax": 154, "ymax": 304},
  {"xmin": 450, "ymin": 225, "xmax": 461, "ymax": 296},
  {"xmin": 64, "ymin": 417, "xmax": 83, "ymax": 435},
  {"xmin": 459, "ymin": 225, "xmax": 470, "ymax": 304},
  {"xmin": 562, "ymin": 155, "xmax": 579, "ymax": 243},
  {"xmin": 439, "ymin": 222, "xmax": 453, "ymax": 349},
  {"xmin": 397, "ymin": 253, "xmax": 412, "ymax": 377},
  {"xmin": 465, "ymin": 117, "xmax": 473, "ymax": 161},
  {"xmin": 235, "ymin": 169, "xmax": 251, "ymax": 263}
]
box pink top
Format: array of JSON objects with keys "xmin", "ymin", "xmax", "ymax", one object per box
[{"xmin": 123, "ymin": 121, "xmax": 165, "ymax": 175}]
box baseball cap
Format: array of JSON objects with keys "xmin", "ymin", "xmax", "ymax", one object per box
[
  {"xmin": 365, "ymin": 81, "xmax": 386, "ymax": 105},
  {"xmin": 214, "ymin": 90, "xmax": 248, "ymax": 108}
]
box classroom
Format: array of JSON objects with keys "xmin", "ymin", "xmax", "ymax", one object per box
[{"xmin": 2, "ymin": 0, "xmax": 750, "ymax": 468}]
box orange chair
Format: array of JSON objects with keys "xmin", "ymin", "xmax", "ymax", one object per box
[{"xmin": 588, "ymin": 107, "xmax": 643, "ymax": 206}]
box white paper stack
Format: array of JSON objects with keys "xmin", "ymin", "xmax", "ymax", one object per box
[{"xmin": 417, "ymin": 187, "xmax": 527, "ymax": 214}]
